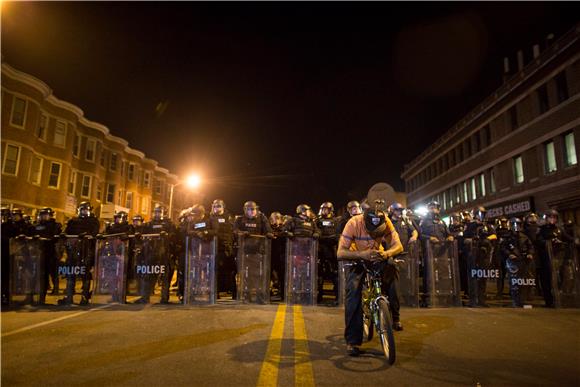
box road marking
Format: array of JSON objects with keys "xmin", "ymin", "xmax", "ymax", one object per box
[
  {"xmin": 257, "ymin": 304, "xmax": 286, "ymax": 387},
  {"xmin": 293, "ymin": 305, "xmax": 314, "ymax": 387},
  {"xmin": 2, "ymin": 303, "xmax": 113, "ymax": 338}
]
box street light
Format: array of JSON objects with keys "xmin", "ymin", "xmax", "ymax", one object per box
[{"xmin": 168, "ymin": 173, "xmax": 202, "ymax": 220}]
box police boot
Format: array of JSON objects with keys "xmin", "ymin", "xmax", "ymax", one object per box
[
  {"xmin": 58, "ymin": 297, "xmax": 72, "ymax": 306},
  {"xmin": 80, "ymin": 296, "xmax": 90, "ymax": 306}
]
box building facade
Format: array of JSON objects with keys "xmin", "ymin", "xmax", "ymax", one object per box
[
  {"xmin": 401, "ymin": 24, "xmax": 580, "ymax": 223},
  {"xmin": 1, "ymin": 62, "xmax": 189, "ymax": 224}
]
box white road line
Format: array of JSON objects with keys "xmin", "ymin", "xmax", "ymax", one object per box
[{"xmin": 2, "ymin": 303, "xmax": 113, "ymax": 338}]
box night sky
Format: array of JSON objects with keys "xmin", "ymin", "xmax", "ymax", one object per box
[{"xmin": 2, "ymin": 2, "xmax": 578, "ymax": 215}]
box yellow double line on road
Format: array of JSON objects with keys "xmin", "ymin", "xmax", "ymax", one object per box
[{"xmin": 257, "ymin": 304, "xmax": 315, "ymax": 387}]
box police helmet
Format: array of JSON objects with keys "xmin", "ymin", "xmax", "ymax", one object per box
[
  {"xmin": 450, "ymin": 212, "xmax": 462, "ymax": 225},
  {"xmin": 153, "ymin": 204, "xmax": 165, "ymax": 218},
  {"xmin": 39, "ymin": 207, "xmax": 54, "ymax": 217},
  {"xmin": 269, "ymin": 211, "xmax": 283, "ymax": 225},
  {"xmin": 190, "ymin": 204, "xmax": 205, "ymax": 217},
  {"xmin": 212, "ymin": 199, "xmax": 225, "ymax": 209},
  {"xmin": 525, "ymin": 212, "xmax": 539, "ymax": 224},
  {"xmin": 543, "ymin": 209, "xmax": 559, "ymax": 222},
  {"xmin": 12, "ymin": 208, "xmax": 23, "ymax": 216},
  {"xmin": 296, "ymin": 204, "xmax": 311, "ymax": 216},
  {"xmin": 347, "ymin": 201, "xmax": 362, "ymax": 216},
  {"xmin": 498, "ymin": 217, "xmax": 509, "ymax": 230},
  {"xmin": 132, "ymin": 214, "xmax": 144, "ymax": 223},
  {"xmin": 114, "ymin": 211, "xmax": 128, "ymax": 223},
  {"xmin": 1, "ymin": 208, "xmax": 12, "ymax": 222},
  {"xmin": 427, "ymin": 201, "xmax": 441, "ymax": 210},
  {"xmin": 243, "ymin": 201, "xmax": 258, "ymax": 210},
  {"xmin": 318, "ymin": 202, "xmax": 334, "ymax": 216},
  {"xmin": 509, "ymin": 217, "xmax": 523, "ymax": 232},
  {"xmin": 77, "ymin": 201, "xmax": 92, "ymax": 217}
]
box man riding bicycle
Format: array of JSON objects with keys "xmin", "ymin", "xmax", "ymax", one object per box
[{"xmin": 337, "ymin": 205, "xmax": 403, "ymax": 356}]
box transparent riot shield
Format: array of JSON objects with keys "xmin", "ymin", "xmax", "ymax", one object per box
[
  {"xmin": 465, "ymin": 238, "xmax": 500, "ymax": 306},
  {"xmin": 237, "ymin": 235, "xmax": 271, "ymax": 304},
  {"xmin": 129, "ymin": 234, "xmax": 170, "ymax": 304},
  {"xmin": 285, "ymin": 237, "xmax": 318, "ymax": 305},
  {"xmin": 93, "ymin": 234, "xmax": 129, "ymax": 304},
  {"xmin": 424, "ymin": 239, "xmax": 461, "ymax": 307},
  {"xmin": 547, "ymin": 240, "xmax": 580, "ymax": 308},
  {"xmin": 56, "ymin": 236, "xmax": 93, "ymax": 304},
  {"xmin": 506, "ymin": 254, "xmax": 537, "ymax": 307},
  {"xmin": 184, "ymin": 236, "xmax": 217, "ymax": 305},
  {"xmin": 398, "ymin": 240, "xmax": 420, "ymax": 307},
  {"xmin": 9, "ymin": 237, "xmax": 44, "ymax": 305}
]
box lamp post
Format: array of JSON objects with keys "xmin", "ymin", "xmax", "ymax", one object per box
[{"xmin": 168, "ymin": 174, "xmax": 201, "ymax": 220}]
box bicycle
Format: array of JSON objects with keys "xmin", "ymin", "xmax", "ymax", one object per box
[{"xmin": 360, "ymin": 255, "xmax": 405, "ymax": 365}]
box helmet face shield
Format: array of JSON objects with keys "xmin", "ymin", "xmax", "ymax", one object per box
[
  {"xmin": 211, "ymin": 200, "xmax": 225, "ymax": 215},
  {"xmin": 347, "ymin": 201, "xmax": 362, "ymax": 216}
]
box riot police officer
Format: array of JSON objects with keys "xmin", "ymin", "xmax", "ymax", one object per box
[
  {"xmin": 462, "ymin": 207, "xmax": 496, "ymax": 307},
  {"xmin": 210, "ymin": 200, "xmax": 236, "ymax": 299},
  {"xmin": 143, "ymin": 205, "xmax": 176, "ymax": 304},
  {"xmin": 500, "ymin": 218, "xmax": 535, "ymax": 307},
  {"xmin": 336, "ymin": 201, "xmax": 363, "ymax": 236},
  {"xmin": 284, "ymin": 204, "xmax": 320, "ymax": 239},
  {"xmin": 537, "ymin": 209, "xmax": 574, "ymax": 307},
  {"xmin": 1, "ymin": 208, "xmax": 14, "ymax": 305},
  {"xmin": 234, "ymin": 201, "xmax": 273, "ymax": 237},
  {"xmin": 132, "ymin": 214, "xmax": 145, "ymax": 234},
  {"xmin": 317, "ymin": 202, "xmax": 339, "ymax": 305},
  {"xmin": 448, "ymin": 212, "xmax": 467, "ymax": 294},
  {"xmin": 495, "ymin": 217, "xmax": 511, "ymax": 299},
  {"xmin": 60, "ymin": 201, "xmax": 100, "ymax": 305},
  {"xmin": 389, "ymin": 203, "xmax": 418, "ymax": 250},
  {"xmin": 105, "ymin": 211, "xmax": 134, "ymax": 235},
  {"xmin": 269, "ymin": 211, "xmax": 286, "ymax": 299},
  {"xmin": 32, "ymin": 208, "xmax": 62, "ymax": 303}
]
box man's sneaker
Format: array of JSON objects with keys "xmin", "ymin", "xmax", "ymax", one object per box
[
  {"xmin": 346, "ymin": 344, "xmax": 361, "ymax": 357},
  {"xmin": 393, "ymin": 321, "xmax": 404, "ymax": 331}
]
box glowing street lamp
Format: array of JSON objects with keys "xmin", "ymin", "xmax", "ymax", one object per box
[{"xmin": 168, "ymin": 173, "xmax": 202, "ymax": 220}]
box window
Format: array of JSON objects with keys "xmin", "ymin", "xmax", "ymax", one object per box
[
  {"xmin": 85, "ymin": 139, "xmax": 96, "ymax": 162},
  {"xmin": 106, "ymin": 184, "xmax": 116, "ymax": 203},
  {"xmin": 509, "ymin": 105, "xmax": 518, "ymax": 130},
  {"xmin": 36, "ymin": 114, "xmax": 48, "ymax": 141},
  {"xmin": 537, "ymin": 84, "xmax": 549, "ymax": 114},
  {"xmin": 463, "ymin": 181, "xmax": 468, "ymax": 203},
  {"xmin": 513, "ymin": 156, "xmax": 524, "ymax": 184},
  {"xmin": 54, "ymin": 121, "xmax": 67, "ymax": 147},
  {"xmin": 490, "ymin": 168, "xmax": 496, "ymax": 193},
  {"xmin": 125, "ymin": 191, "xmax": 133, "ymax": 210},
  {"xmin": 555, "ymin": 71, "xmax": 569, "ymax": 103},
  {"xmin": 117, "ymin": 189, "xmax": 123, "ymax": 206},
  {"xmin": 110, "ymin": 153, "xmax": 118, "ymax": 172},
  {"xmin": 564, "ymin": 132, "xmax": 577, "ymax": 166},
  {"xmin": 100, "ymin": 148, "xmax": 106, "ymax": 167},
  {"xmin": 96, "ymin": 182, "xmax": 103, "ymax": 201},
  {"xmin": 470, "ymin": 177, "xmax": 477, "ymax": 201},
  {"xmin": 456, "ymin": 145, "xmax": 463, "ymax": 163},
  {"xmin": 544, "ymin": 141, "xmax": 557, "ymax": 174},
  {"xmin": 442, "ymin": 191, "xmax": 447, "ymax": 210},
  {"xmin": 143, "ymin": 171, "xmax": 151, "ymax": 188},
  {"xmin": 448, "ymin": 151, "xmax": 455, "ymax": 168},
  {"xmin": 141, "ymin": 196, "xmax": 149, "ymax": 214},
  {"xmin": 29, "ymin": 156, "xmax": 43, "ymax": 185},
  {"xmin": 154, "ymin": 178, "xmax": 162, "ymax": 195},
  {"xmin": 68, "ymin": 170, "xmax": 77, "ymax": 195},
  {"xmin": 128, "ymin": 164, "xmax": 135, "ymax": 181},
  {"xmin": 463, "ymin": 139, "xmax": 471, "ymax": 158},
  {"xmin": 81, "ymin": 175, "xmax": 92, "ymax": 198},
  {"xmin": 481, "ymin": 125, "xmax": 491, "ymax": 148},
  {"xmin": 48, "ymin": 162, "xmax": 62, "ymax": 188},
  {"xmin": 72, "ymin": 133, "xmax": 81, "ymax": 157},
  {"xmin": 479, "ymin": 173, "xmax": 486, "ymax": 197},
  {"xmin": 10, "ymin": 96, "xmax": 27, "ymax": 127},
  {"xmin": 455, "ymin": 184, "xmax": 461, "ymax": 205},
  {"xmin": 2, "ymin": 144, "xmax": 21, "ymax": 175}
]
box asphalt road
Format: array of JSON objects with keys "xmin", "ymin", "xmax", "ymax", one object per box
[{"xmin": 2, "ymin": 302, "xmax": 580, "ymax": 386}]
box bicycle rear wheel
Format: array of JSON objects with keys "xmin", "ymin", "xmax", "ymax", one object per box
[{"xmin": 377, "ymin": 298, "xmax": 396, "ymax": 364}]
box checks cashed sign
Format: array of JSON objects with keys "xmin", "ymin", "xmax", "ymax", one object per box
[{"xmin": 484, "ymin": 197, "xmax": 534, "ymax": 220}]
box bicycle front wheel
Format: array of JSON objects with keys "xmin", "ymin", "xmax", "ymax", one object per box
[
  {"xmin": 362, "ymin": 300, "xmax": 374, "ymax": 341},
  {"xmin": 377, "ymin": 298, "xmax": 396, "ymax": 364}
]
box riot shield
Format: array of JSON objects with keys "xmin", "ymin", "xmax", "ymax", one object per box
[
  {"xmin": 465, "ymin": 238, "xmax": 500, "ymax": 306},
  {"xmin": 93, "ymin": 234, "xmax": 129, "ymax": 304},
  {"xmin": 398, "ymin": 240, "xmax": 420, "ymax": 307},
  {"xmin": 9, "ymin": 237, "xmax": 44, "ymax": 305},
  {"xmin": 129, "ymin": 234, "xmax": 170, "ymax": 304},
  {"xmin": 285, "ymin": 237, "xmax": 318, "ymax": 305},
  {"xmin": 237, "ymin": 235, "xmax": 271, "ymax": 304},
  {"xmin": 547, "ymin": 240, "xmax": 580, "ymax": 308},
  {"xmin": 506, "ymin": 254, "xmax": 537, "ymax": 307},
  {"xmin": 424, "ymin": 239, "xmax": 461, "ymax": 307},
  {"xmin": 184, "ymin": 236, "xmax": 217, "ymax": 305},
  {"xmin": 56, "ymin": 236, "xmax": 93, "ymax": 304}
]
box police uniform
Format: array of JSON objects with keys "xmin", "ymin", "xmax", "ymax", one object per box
[
  {"xmin": 317, "ymin": 215, "xmax": 339, "ymax": 303},
  {"xmin": 32, "ymin": 218, "xmax": 62, "ymax": 302},
  {"xmin": 500, "ymin": 230, "xmax": 535, "ymax": 306},
  {"xmin": 210, "ymin": 211, "xmax": 236, "ymax": 297},
  {"xmin": 143, "ymin": 218, "xmax": 176, "ymax": 303}
]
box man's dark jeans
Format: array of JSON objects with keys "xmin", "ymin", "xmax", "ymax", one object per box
[{"xmin": 344, "ymin": 261, "xmax": 400, "ymax": 346}]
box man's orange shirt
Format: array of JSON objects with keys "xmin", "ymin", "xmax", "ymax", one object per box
[{"xmin": 338, "ymin": 214, "xmax": 401, "ymax": 252}]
